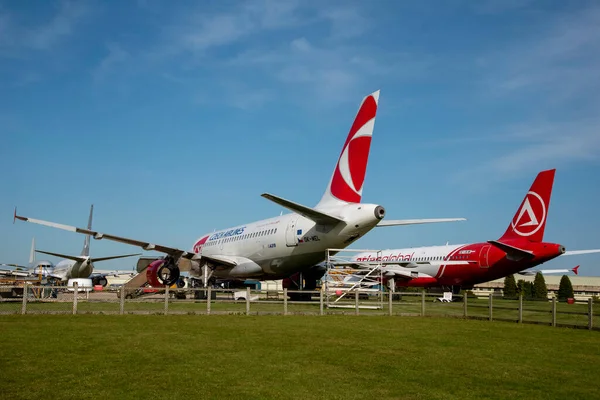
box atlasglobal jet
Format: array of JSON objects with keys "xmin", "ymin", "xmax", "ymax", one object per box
[
  {"xmin": 14, "ymin": 90, "xmax": 464, "ymax": 292},
  {"xmin": 344, "ymin": 169, "xmax": 600, "ymax": 291}
]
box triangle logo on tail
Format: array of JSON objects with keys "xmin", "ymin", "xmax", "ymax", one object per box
[{"xmin": 511, "ymin": 191, "xmax": 546, "ymax": 237}]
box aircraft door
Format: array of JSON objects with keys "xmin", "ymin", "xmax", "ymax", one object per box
[
  {"xmin": 285, "ymin": 216, "xmax": 299, "ymax": 247},
  {"xmin": 479, "ymin": 245, "xmax": 491, "ymax": 268}
]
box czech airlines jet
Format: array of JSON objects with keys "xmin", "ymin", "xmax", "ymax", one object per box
[
  {"xmin": 34, "ymin": 205, "xmax": 140, "ymax": 286},
  {"xmin": 343, "ymin": 169, "xmax": 600, "ymax": 291},
  {"xmin": 14, "ymin": 90, "xmax": 464, "ymax": 291}
]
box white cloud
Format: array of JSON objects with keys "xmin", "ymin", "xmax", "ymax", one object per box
[
  {"xmin": 91, "ymin": 43, "xmax": 131, "ymax": 83},
  {"xmin": 0, "ymin": 1, "xmax": 90, "ymax": 55},
  {"xmin": 478, "ymin": 4, "xmax": 600, "ymax": 107},
  {"xmin": 450, "ymin": 119, "xmax": 600, "ymax": 186},
  {"xmin": 135, "ymin": 1, "xmax": 418, "ymax": 108}
]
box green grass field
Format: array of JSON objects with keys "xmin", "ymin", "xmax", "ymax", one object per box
[{"xmin": 1, "ymin": 315, "xmax": 599, "ymax": 400}]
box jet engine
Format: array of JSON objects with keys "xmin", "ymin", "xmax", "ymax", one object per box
[
  {"xmin": 91, "ymin": 276, "xmax": 108, "ymax": 287},
  {"xmin": 146, "ymin": 258, "xmax": 180, "ymax": 287}
]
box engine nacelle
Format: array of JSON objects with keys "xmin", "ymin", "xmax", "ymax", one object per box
[
  {"xmin": 146, "ymin": 259, "xmax": 181, "ymax": 287},
  {"xmin": 146, "ymin": 260, "xmax": 166, "ymax": 287},
  {"xmin": 91, "ymin": 276, "xmax": 108, "ymax": 287}
]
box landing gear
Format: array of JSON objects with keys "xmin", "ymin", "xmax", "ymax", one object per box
[{"xmin": 283, "ymin": 269, "xmax": 324, "ymax": 301}]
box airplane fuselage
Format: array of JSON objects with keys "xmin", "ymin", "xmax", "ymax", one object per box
[
  {"xmin": 192, "ymin": 203, "xmax": 384, "ymax": 280},
  {"xmin": 53, "ymin": 258, "xmax": 93, "ymax": 281},
  {"xmin": 353, "ymin": 240, "xmax": 565, "ymax": 288}
]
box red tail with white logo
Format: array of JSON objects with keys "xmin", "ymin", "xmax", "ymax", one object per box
[
  {"xmin": 499, "ymin": 169, "xmax": 556, "ymax": 243},
  {"xmin": 316, "ymin": 90, "xmax": 380, "ymax": 209}
]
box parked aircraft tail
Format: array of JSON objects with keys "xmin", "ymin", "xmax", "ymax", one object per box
[
  {"xmin": 499, "ymin": 169, "xmax": 555, "ymax": 243},
  {"xmin": 29, "ymin": 237, "xmax": 36, "ymax": 264},
  {"xmin": 81, "ymin": 204, "xmax": 93, "ymax": 257},
  {"xmin": 315, "ymin": 90, "xmax": 380, "ymax": 209}
]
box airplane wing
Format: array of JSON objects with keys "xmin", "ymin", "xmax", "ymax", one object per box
[
  {"xmin": 377, "ymin": 218, "xmax": 466, "ymax": 227},
  {"xmin": 350, "ymin": 267, "xmax": 436, "ymax": 281},
  {"xmin": 14, "ymin": 209, "xmax": 196, "ymax": 260},
  {"xmin": 0, "ymin": 268, "xmax": 32, "ymax": 277},
  {"xmin": 90, "ymin": 270, "xmax": 136, "ymax": 278}
]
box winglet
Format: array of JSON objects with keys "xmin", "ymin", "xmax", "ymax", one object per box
[
  {"xmin": 13, "ymin": 207, "xmax": 17, "ymax": 224},
  {"xmin": 572, "ymin": 265, "xmax": 579, "ymax": 275}
]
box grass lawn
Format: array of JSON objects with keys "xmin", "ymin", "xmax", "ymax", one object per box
[{"xmin": 0, "ymin": 315, "xmax": 599, "ymax": 400}]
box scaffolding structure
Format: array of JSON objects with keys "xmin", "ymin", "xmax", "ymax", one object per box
[{"xmin": 324, "ymin": 248, "xmax": 385, "ymax": 309}]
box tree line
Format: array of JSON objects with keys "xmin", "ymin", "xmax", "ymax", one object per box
[{"xmin": 503, "ymin": 273, "xmax": 574, "ymax": 301}]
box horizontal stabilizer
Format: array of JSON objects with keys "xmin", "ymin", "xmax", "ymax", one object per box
[
  {"xmin": 36, "ymin": 250, "xmax": 86, "ymax": 262},
  {"xmin": 377, "ymin": 218, "xmax": 466, "ymax": 227},
  {"xmin": 488, "ymin": 240, "xmax": 534, "ymax": 261},
  {"xmin": 261, "ymin": 193, "xmax": 343, "ymax": 226},
  {"xmin": 518, "ymin": 266, "xmax": 578, "ymax": 276},
  {"xmin": 91, "ymin": 253, "xmax": 141, "ymax": 263},
  {"xmin": 563, "ymin": 249, "xmax": 600, "ymax": 256}
]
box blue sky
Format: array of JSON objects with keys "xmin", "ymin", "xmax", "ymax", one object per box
[{"xmin": 2, "ymin": 0, "xmax": 600, "ymax": 275}]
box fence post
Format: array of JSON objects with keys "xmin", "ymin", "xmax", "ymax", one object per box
[
  {"xmin": 355, "ymin": 290, "xmax": 359, "ymax": 316},
  {"xmin": 518, "ymin": 293, "xmax": 523, "ymax": 323},
  {"xmin": 283, "ymin": 288, "xmax": 288, "ymax": 316},
  {"xmin": 588, "ymin": 298, "xmax": 593, "ymax": 330},
  {"xmin": 552, "ymin": 296, "xmax": 557, "ymax": 327},
  {"xmin": 207, "ymin": 286, "xmax": 212, "ymax": 315},
  {"xmin": 463, "ymin": 292, "xmax": 467, "ymax": 318},
  {"xmin": 488, "ymin": 293, "xmax": 493, "ymax": 321},
  {"xmin": 388, "ymin": 290, "xmax": 393, "ymax": 316},
  {"xmin": 319, "ymin": 287, "xmax": 324, "ymax": 316},
  {"xmin": 421, "ymin": 290, "xmax": 426, "ymax": 316},
  {"xmin": 72, "ymin": 282, "xmax": 79, "ymax": 315},
  {"xmin": 120, "ymin": 285, "xmax": 125, "ymax": 315},
  {"xmin": 164, "ymin": 286, "xmax": 169, "ymax": 315},
  {"xmin": 246, "ymin": 287, "xmax": 250, "ymax": 315},
  {"xmin": 21, "ymin": 283, "xmax": 28, "ymax": 315}
]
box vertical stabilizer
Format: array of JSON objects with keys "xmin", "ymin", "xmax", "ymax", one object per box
[
  {"xmin": 29, "ymin": 237, "xmax": 36, "ymax": 264},
  {"xmin": 499, "ymin": 169, "xmax": 555, "ymax": 243},
  {"xmin": 81, "ymin": 204, "xmax": 93, "ymax": 256},
  {"xmin": 315, "ymin": 90, "xmax": 380, "ymax": 209}
]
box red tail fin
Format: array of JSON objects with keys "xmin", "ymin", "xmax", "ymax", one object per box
[
  {"xmin": 316, "ymin": 90, "xmax": 380, "ymax": 209},
  {"xmin": 499, "ymin": 169, "xmax": 556, "ymax": 243}
]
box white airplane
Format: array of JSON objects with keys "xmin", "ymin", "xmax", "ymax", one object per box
[
  {"xmin": 14, "ymin": 90, "xmax": 465, "ymax": 294},
  {"xmin": 0, "ymin": 238, "xmax": 54, "ymax": 278},
  {"xmin": 33, "ymin": 205, "xmax": 141, "ymax": 285}
]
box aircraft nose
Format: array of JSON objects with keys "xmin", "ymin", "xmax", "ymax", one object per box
[{"xmin": 374, "ymin": 205, "xmax": 385, "ymax": 220}]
